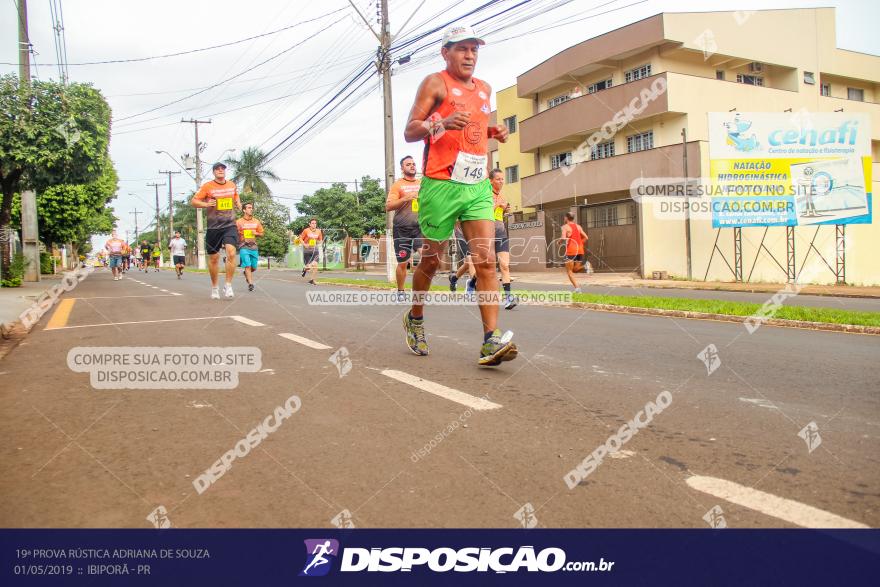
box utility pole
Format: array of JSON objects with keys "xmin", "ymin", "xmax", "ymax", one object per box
[
  {"xmin": 18, "ymin": 0, "xmax": 30, "ymax": 83},
  {"xmin": 182, "ymin": 118, "xmax": 211, "ymax": 269},
  {"xmin": 682, "ymin": 128, "xmax": 692, "ymax": 281},
  {"xmin": 379, "ymin": 0, "xmax": 396, "ymax": 282},
  {"xmin": 147, "ymin": 182, "xmax": 166, "ymax": 266},
  {"xmin": 159, "ymin": 170, "xmax": 181, "ymax": 236},
  {"xmin": 17, "ymin": 0, "xmax": 40, "ymax": 281},
  {"xmin": 348, "ymin": 0, "xmax": 395, "ymax": 280},
  {"xmin": 129, "ymin": 209, "xmax": 141, "ymax": 244}
]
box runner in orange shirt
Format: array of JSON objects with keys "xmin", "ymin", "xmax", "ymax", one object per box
[
  {"xmin": 385, "ymin": 155, "xmax": 422, "ymax": 295},
  {"xmin": 299, "ymin": 219, "xmax": 323, "ymax": 285},
  {"xmin": 190, "ymin": 162, "xmax": 241, "ymax": 299},
  {"xmin": 402, "ymin": 24, "xmax": 516, "ymax": 366},
  {"xmin": 561, "ymin": 212, "xmax": 588, "ymax": 292},
  {"xmin": 236, "ymin": 202, "xmax": 264, "ymax": 292}
]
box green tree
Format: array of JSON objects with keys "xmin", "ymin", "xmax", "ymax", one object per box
[
  {"xmin": 293, "ymin": 176, "xmax": 386, "ymax": 239},
  {"xmin": 241, "ymin": 192, "xmax": 291, "ymax": 264},
  {"xmin": 0, "ymin": 74, "xmax": 114, "ymax": 277},
  {"xmin": 224, "ymin": 147, "xmax": 279, "ymax": 196},
  {"xmin": 14, "ymin": 164, "xmax": 119, "ymax": 254}
]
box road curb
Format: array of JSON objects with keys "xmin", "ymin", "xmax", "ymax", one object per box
[
  {"xmin": 319, "ymin": 280, "xmax": 880, "ymax": 336},
  {"xmin": 566, "ymin": 302, "xmax": 880, "ymax": 335}
]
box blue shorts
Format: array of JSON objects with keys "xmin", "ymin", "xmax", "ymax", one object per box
[
  {"xmin": 239, "ymin": 248, "xmax": 259, "ymax": 269},
  {"xmin": 109, "ymin": 256, "xmax": 123, "ymax": 268}
]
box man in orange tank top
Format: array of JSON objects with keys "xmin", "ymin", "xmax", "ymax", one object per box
[
  {"xmin": 401, "ymin": 25, "xmax": 517, "ymax": 366},
  {"xmin": 561, "ymin": 212, "xmax": 589, "ymax": 292}
]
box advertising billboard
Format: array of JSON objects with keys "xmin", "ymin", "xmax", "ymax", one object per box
[{"xmin": 707, "ymin": 112, "xmax": 872, "ymax": 227}]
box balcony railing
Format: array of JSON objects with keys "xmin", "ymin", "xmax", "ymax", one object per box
[
  {"xmin": 521, "ymin": 141, "xmax": 702, "ymax": 208},
  {"xmin": 519, "ymin": 73, "xmax": 670, "ymax": 152}
]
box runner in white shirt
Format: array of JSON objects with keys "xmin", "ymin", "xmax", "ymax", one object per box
[{"xmin": 169, "ymin": 231, "xmax": 188, "ymax": 279}]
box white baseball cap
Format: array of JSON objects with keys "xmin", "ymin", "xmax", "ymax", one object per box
[{"xmin": 441, "ymin": 25, "xmax": 485, "ymax": 47}]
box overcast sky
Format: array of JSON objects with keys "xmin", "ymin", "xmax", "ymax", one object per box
[{"xmin": 1, "ymin": 0, "xmax": 877, "ymax": 247}]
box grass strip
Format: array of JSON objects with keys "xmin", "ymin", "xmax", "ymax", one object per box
[{"xmin": 319, "ymin": 278, "xmax": 880, "ymax": 328}]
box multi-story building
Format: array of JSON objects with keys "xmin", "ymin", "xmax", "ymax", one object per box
[
  {"xmin": 489, "ymin": 85, "xmax": 537, "ymax": 216},
  {"xmin": 504, "ymin": 7, "xmax": 879, "ymax": 284}
]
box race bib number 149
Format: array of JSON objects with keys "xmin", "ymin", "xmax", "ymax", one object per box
[{"xmin": 451, "ymin": 152, "xmax": 487, "ymax": 185}]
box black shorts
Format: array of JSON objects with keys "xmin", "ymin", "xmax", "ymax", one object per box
[
  {"xmin": 565, "ymin": 254, "xmax": 584, "ymax": 263},
  {"xmin": 303, "ymin": 248, "xmax": 320, "ymax": 265},
  {"xmin": 494, "ymin": 223, "xmax": 510, "ymax": 254},
  {"xmin": 173, "ymin": 255, "xmax": 185, "ymax": 266},
  {"xmin": 454, "ymin": 234, "xmax": 469, "ymax": 258},
  {"xmin": 205, "ymin": 225, "xmax": 239, "ymax": 255},
  {"xmin": 393, "ymin": 223, "xmax": 422, "ymax": 263}
]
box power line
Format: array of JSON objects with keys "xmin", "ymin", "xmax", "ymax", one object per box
[
  {"xmin": 114, "ymin": 16, "xmax": 348, "ymax": 122},
  {"xmin": 105, "ymin": 50, "xmax": 372, "ymax": 98},
  {"xmin": 1, "ymin": 6, "xmax": 349, "ymax": 67}
]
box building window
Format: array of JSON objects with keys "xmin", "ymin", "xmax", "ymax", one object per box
[
  {"xmin": 503, "ymin": 115, "xmax": 517, "ymax": 134},
  {"xmin": 803, "ymin": 71, "xmax": 815, "ymax": 85},
  {"xmin": 588, "ymin": 78, "xmax": 612, "ymax": 94},
  {"xmin": 624, "ymin": 64, "xmax": 652, "ymax": 83},
  {"xmin": 716, "ymin": 70, "xmax": 724, "ymax": 80},
  {"xmin": 820, "ymin": 83, "xmax": 831, "ymax": 97},
  {"xmin": 586, "ymin": 203, "xmax": 633, "ymax": 228},
  {"xmin": 847, "ymin": 87, "xmax": 864, "ymax": 102},
  {"xmin": 736, "ymin": 74, "xmax": 764, "ymax": 86},
  {"xmin": 547, "ymin": 94, "xmax": 570, "ymax": 108},
  {"xmin": 505, "ymin": 165, "xmax": 519, "ymax": 184},
  {"xmin": 626, "ymin": 131, "xmax": 653, "ymax": 153},
  {"xmin": 550, "ymin": 152, "xmax": 572, "ymax": 169},
  {"xmin": 590, "ymin": 141, "xmax": 615, "ymax": 160}
]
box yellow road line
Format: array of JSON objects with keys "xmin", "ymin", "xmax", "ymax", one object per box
[{"xmin": 45, "ymin": 298, "xmax": 76, "ymax": 330}]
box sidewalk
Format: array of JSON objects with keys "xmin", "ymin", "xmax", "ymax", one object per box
[
  {"xmin": 0, "ymin": 276, "xmax": 63, "ymax": 330},
  {"xmin": 292, "ymin": 267, "xmax": 880, "ymax": 299}
]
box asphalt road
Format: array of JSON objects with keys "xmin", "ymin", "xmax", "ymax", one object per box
[
  {"xmin": 0, "ymin": 266, "xmax": 877, "ymax": 529},
  {"xmin": 317, "ymin": 270, "xmax": 880, "ymax": 312}
]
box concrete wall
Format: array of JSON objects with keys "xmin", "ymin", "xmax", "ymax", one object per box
[{"xmin": 496, "ymin": 85, "xmax": 537, "ymax": 214}]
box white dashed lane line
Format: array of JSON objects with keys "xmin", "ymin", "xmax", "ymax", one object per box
[
  {"xmin": 686, "ymin": 475, "xmax": 869, "ymax": 529},
  {"xmin": 278, "ymin": 332, "xmax": 332, "ymax": 350},
  {"xmin": 379, "ymin": 369, "xmax": 502, "ymax": 411}
]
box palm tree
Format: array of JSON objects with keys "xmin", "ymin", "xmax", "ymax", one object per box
[{"xmin": 224, "ymin": 147, "xmax": 279, "ymax": 196}]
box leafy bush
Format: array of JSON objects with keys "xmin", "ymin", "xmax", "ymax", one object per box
[
  {"xmin": 1, "ymin": 253, "xmax": 27, "ymax": 287},
  {"xmin": 40, "ymin": 252, "xmax": 54, "ymax": 274}
]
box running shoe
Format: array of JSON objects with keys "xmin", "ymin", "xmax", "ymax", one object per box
[
  {"xmin": 224, "ymin": 284, "xmax": 234, "ymax": 298},
  {"xmin": 301, "ymin": 268, "xmax": 307, "ymax": 278},
  {"xmin": 504, "ymin": 294, "xmax": 518, "ymax": 310},
  {"xmin": 479, "ymin": 330, "xmax": 518, "ymax": 366},
  {"xmin": 307, "ymin": 279, "xmax": 317, "ymax": 285},
  {"xmin": 466, "ymin": 277, "xmax": 477, "ymax": 295},
  {"xmin": 448, "ymin": 274, "xmax": 458, "ymax": 292},
  {"xmin": 402, "ymin": 312, "xmax": 428, "ymax": 356},
  {"xmin": 248, "ymin": 283, "xmax": 255, "ymax": 292},
  {"xmin": 211, "ymin": 287, "xmax": 220, "ymax": 300},
  {"xmin": 573, "ymin": 287, "xmax": 582, "ymax": 293}
]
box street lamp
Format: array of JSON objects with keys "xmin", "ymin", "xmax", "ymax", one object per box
[
  {"xmin": 154, "ymin": 150, "xmax": 195, "ymax": 180},
  {"xmin": 212, "ymin": 148, "xmax": 236, "ymax": 164}
]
